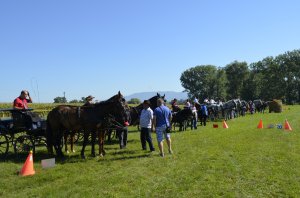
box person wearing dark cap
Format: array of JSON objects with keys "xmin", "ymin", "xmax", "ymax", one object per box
[
  {"xmin": 139, "ymin": 100, "xmax": 155, "ymax": 151},
  {"xmin": 13, "ymin": 90, "xmax": 32, "ymax": 109},
  {"xmin": 171, "ymin": 98, "xmax": 180, "ymax": 112},
  {"xmin": 83, "ymin": 95, "xmax": 95, "ymax": 106}
]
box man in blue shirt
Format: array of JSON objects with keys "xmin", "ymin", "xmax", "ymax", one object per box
[
  {"xmin": 200, "ymin": 103, "xmax": 208, "ymax": 126},
  {"xmin": 153, "ymin": 98, "xmax": 173, "ymax": 157}
]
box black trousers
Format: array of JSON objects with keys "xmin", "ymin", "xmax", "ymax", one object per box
[
  {"xmin": 140, "ymin": 127, "xmax": 155, "ymax": 151},
  {"xmin": 200, "ymin": 115, "xmax": 207, "ymax": 126},
  {"xmin": 117, "ymin": 128, "xmax": 128, "ymax": 149}
]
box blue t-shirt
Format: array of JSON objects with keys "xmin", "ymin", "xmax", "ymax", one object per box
[
  {"xmin": 201, "ymin": 105, "xmax": 208, "ymax": 116},
  {"xmin": 153, "ymin": 105, "xmax": 171, "ymax": 127}
]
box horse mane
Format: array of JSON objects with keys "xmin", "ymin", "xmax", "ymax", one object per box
[
  {"xmin": 93, "ymin": 92, "xmax": 125, "ymax": 108},
  {"xmin": 94, "ymin": 99, "xmax": 119, "ymax": 107}
]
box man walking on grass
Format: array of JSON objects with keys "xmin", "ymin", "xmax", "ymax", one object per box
[{"xmin": 153, "ymin": 98, "xmax": 173, "ymax": 157}]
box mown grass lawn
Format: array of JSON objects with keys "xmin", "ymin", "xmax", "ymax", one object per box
[{"xmin": 0, "ymin": 106, "xmax": 299, "ymax": 197}]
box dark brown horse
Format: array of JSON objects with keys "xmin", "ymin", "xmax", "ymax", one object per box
[
  {"xmin": 106, "ymin": 93, "xmax": 165, "ymax": 141},
  {"xmin": 171, "ymin": 108, "xmax": 193, "ymax": 131},
  {"xmin": 46, "ymin": 91, "xmax": 128, "ymax": 158},
  {"xmin": 129, "ymin": 93, "xmax": 166, "ymax": 127}
]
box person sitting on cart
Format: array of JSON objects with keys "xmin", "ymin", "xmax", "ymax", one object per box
[{"xmin": 13, "ymin": 90, "xmax": 32, "ymax": 109}]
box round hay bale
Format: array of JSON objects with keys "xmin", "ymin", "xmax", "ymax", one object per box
[{"xmin": 268, "ymin": 99, "xmax": 282, "ymax": 113}]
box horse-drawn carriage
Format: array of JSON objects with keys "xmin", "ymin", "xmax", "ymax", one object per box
[{"xmin": 0, "ymin": 108, "xmax": 46, "ymax": 158}]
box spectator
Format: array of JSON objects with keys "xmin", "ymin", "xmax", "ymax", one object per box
[
  {"xmin": 139, "ymin": 100, "xmax": 155, "ymax": 151},
  {"xmin": 117, "ymin": 127, "xmax": 128, "ymax": 149},
  {"xmin": 191, "ymin": 102, "xmax": 198, "ymax": 130},
  {"xmin": 153, "ymin": 98, "xmax": 173, "ymax": 157},
  {"xmin": 184, "ymin": 99, "xmax": 191, "ymax": 109},
  {"xmin": 200, "ymin": 103, "xmax": 208, "ymax": 126},
  {"xmin": 171, "ymin": 98, "xmax": 180, "ymax": 112}
]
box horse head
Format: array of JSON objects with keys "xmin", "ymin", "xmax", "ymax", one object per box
[
  {"xmin": 148, "ymin": 93, "xmax": 166, "ymax": 110},
  {"xmin": 95, "ymin": 92, "xmax": 129, "ymax": 127}
]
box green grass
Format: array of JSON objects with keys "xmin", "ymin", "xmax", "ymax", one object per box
[{"xmin": 0, "ymin": 106, "xmax": 300, "ymax": 197}]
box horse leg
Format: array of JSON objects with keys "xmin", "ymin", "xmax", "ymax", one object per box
[
  {"xmin": 64, "ymin": 132, "xmax": 69, "ymax": 153},
  {"xmin": 55, "ymin": 131, "xmax": 64, "ymax": 159},
  {"xmin": 106, "ymin": 129, "xmax": 112, "ymax": 142},
  {"xmin": 91, "ymin": 131, "xmax": 96, "ymax": 157},
  {"xmin": 81, "ymin": 131, "xmax": 89, "ymax": 159},
  {"xmin": 98, "ymin": 130, "xmax": 106, "ymax": 157},
  {"xmin": 46, "ymin": 136, "xmax": 54, "ymax": 156},
  {"xmin": 47, "ymin": 145, "xmax": 54, "ymax": 156},
  {"xmin": 71, "ymin": 132, "xmax": 75, "ymax": 153}
]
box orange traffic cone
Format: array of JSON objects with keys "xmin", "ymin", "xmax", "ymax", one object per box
[
  {"xmin": 257, "ymin": 119, "xmax": 263, "ymax": 129},
  {"xmin": 284, "ymin": 119, "xmax": 292, "ymax": 131},
  {"xmin": 223, "ymin": 120, "xmax": 229, "ymax": 128},
  {"xmin": 19, "ymin": 151, "xmax": 35, "ymax": 176}
]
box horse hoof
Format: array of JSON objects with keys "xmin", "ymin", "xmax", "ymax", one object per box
[
  {"xmin": 66, "ymin": 150, "xmax": 70, "ymax": 154},
  {"xmin": 99, "ymin": 154, "xmax": 104, "ymax": 157},
  {"xmin": 81, "ymin": 155, "xmax": 86, "ymax": 159},
  {"xmin": 91, "ymin": 153, "xmax": 96, "ymax": 157},
  {"xmin": 72, "ymin": 150, "xmax": 76, "ymax": 153}
]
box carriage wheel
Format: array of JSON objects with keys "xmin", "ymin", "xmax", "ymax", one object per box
[
  {"xmin": 0, "ymin": 134, "xmax": 9, "ymax": 157},
  {"xmin": 33, "ymin": 136, "xmax": 47, "ymax": 148},
  {"xmin": 14, "ymin": 135, "xmax": 34, "ymax": 154}
]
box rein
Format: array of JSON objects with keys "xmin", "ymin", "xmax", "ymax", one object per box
[{"xmin": 97, "ymin": 114, "xmax": 127, "ymax": 131}]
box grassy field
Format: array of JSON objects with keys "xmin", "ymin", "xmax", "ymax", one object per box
[{"xmin": 0, "ymin": 105, "xmax": 299, "ymax": 197}]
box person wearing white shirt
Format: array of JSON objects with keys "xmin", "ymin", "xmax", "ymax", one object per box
[
  {"xmin": 184, "ymin": 99, "xmax": 191, "ymax": 109},
  {"xmin": 140, "ymin": 100, "xmax": 155, "ymax": 151},
  {"xmin": 194, "ymin": 98, "xmax": 199, "ymax": 104}
]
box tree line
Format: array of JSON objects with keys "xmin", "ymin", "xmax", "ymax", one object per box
[{"xmin": 180, "ymin": 49, "xmax": 300, "ymax": 104}]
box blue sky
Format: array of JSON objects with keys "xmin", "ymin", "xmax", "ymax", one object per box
[{"xmin": 1, "ymin": 0, "xmax": 299, "ymax": 102}]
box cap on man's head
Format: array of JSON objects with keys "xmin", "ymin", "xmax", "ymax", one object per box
[
  {"xmin": 86, "ymin": 95, "xmax": 95, "ymax": 101},
  {"xmin": 143, "ymin": 100, "xmax": 150, "ymax": 105}
]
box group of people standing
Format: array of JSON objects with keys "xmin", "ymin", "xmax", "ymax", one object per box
[
  {"xmin": 81, "ymin": 94, "xmax": 173, "ymax": 157},
  {"xmin": 170, "ymin": 98, "xmax": 209, "ymax": 128},
  {"xmin": 140, "ymin": 98, "xmax": 173, "ymax": 157}
]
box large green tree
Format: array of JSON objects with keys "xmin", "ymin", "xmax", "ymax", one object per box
[
  {"xmin": 180, "ymin": 65, "xmax": 226, "ymax": 101},
  {"xmin": 225, "ymin": 61, "xmax": 249, "ymax": 99},
  {"xmin": 275, "ymin": 50, "xmax": 300, "ymax": 104},
  {"xmin": 251, "ymin": 57, "xmax": 285, "ymax": 101}
]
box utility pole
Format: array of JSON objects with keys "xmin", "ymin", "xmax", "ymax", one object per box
[{"xmin": 63, "ymin": 91, "xmax": 66, "ymax": 103}]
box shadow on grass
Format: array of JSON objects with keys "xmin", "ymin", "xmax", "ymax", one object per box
[
  {"xmin": 104, "ymin": 153, "xmax": 151, "ymax": 161},
  {"xmin": 0, "ymin": 151, "xmax": 53, "ymax": 163},
  {"xmin": 0, "ymin": 145, "xmax": 151, "ymax": 164}
]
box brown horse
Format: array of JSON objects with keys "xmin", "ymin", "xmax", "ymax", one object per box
[{"xmin": 46, "ymin": 91, "xmax": 128, "ymax": 158}]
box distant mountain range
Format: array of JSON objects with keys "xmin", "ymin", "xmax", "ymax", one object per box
[{"xmin": 125, "ymin": 91, "xmax": 188, "ymax": 102}]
